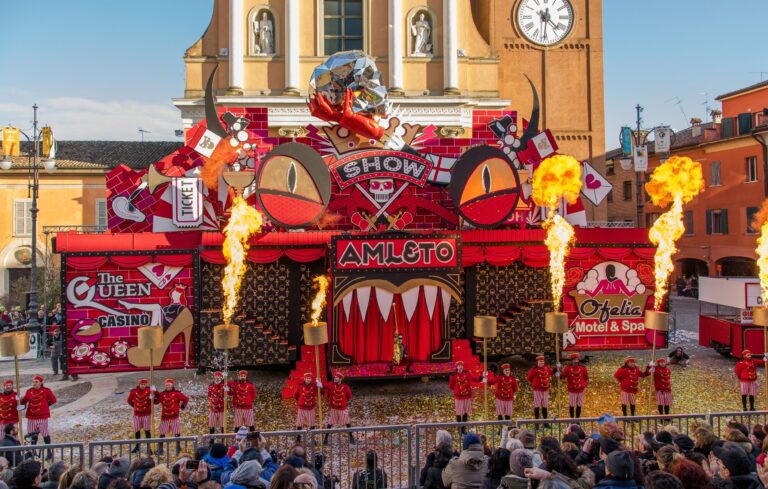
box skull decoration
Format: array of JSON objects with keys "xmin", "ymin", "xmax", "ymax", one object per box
[{"xmin": 369, "ymin": 178, "xmax": 394, "ymax": 203}]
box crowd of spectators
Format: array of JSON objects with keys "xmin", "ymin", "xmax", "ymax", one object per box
[
  {"xmin": 2, "ymin": 419, "xmax": 768, "ymax": 489},
  {"xmin": 0, "ymin": 303, "xmax": 62, "ymax": 330}
]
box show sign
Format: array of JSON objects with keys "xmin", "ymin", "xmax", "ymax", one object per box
[
  {"xmin": 563, "ymin": 260, "xmax": 658, "ymax": 351},
  {"xmin": 330, "ymin": 150, "xmax": 433, "ymax": 189},
  {"xmin": 334, "ymin": 236, "xmax": 458, "ymax": 270},
  {"xmin": 64, "ymin": 254, "xmax": 195, "ymax": 374}
]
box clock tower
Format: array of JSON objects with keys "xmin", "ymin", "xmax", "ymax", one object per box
[{"xmin": 472, "ymin": 0, "xmax": 606, "ymax": 221}]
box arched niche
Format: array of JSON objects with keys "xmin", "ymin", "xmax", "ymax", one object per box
[
  {"xmin": 406, "ymin": 6, "xmax": 437, "ymax": 57},
  {"xmin": 248, "ymin": 5, "xmax": 279, "ymax": 56}
]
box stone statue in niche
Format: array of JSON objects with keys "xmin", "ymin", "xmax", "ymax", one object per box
[
  {"xmin": 253, "ymin": 10, "xmax": 274, "ymax": 55},
  {"xmin": 410, "ymin": 12, "xmax": 432, "ymax": 55}
]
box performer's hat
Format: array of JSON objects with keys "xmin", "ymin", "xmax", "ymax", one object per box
[
  {"xmin": 501, "ymin": 363, "xmax": 511, "ymax": 370},
  {"xmin": 33, "ymin": 375, "xmax": 44, "ymax": 383},
  {"xmin": 238, "ymin": 370, "xmax": 247, "ymax": 377},
  {"xmin": 333, "ymin": 370, "xmax": 344, "ymax": 380},
  {"xmin": 2, "ymin": 380, "xmax": 12, "ymax": 387},
  {"xmin": 138, "ymin": 378, "xmax": 148, "ymax": 384},
  {"xmin": 50, "ymin": 327, "xmax": 59, "ymax": 334},
  {"xmin": 535, "ymin": 355, "xmax": 545, "ymax": 361},
  {"xmin": 455, "ymin": 361, "xmax": 465, "ymax": 368},
  {"xmin": 626, "ymin": 357, "xmax": 635, "ymax": 363},
  {"xmin": 656, "ymin": 358, "xmax": 666, "ymax": 365},
  {"xmin": 303, "ymin": 371, "xmax": 313, "ymax": 379},
  {"xmin": 164, "ymin": 378, "xmax": 175, "ymax": 385},
  {"xmin": 743, "ymin": 349, "xmax": 752, "ymax": 357},
  {"xmin": 214, "ymin": 372, "xmax": 223, "ymax": 379},
  {"xmin": 570, "ymin": 353, "xmax": 580, "ymax": 360}
]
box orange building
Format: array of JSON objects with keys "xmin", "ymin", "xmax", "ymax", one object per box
[{"xmin": 622, "ymin": 81, "xmax": 768, "ymax": 279}]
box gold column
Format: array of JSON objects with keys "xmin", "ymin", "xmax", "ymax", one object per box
[
  {"xmin": 137, "ymin": 326, "xmax": 163, "ymax": 440},
  {"xmin": 304, "ymin": 322, "xmax": 328, "ymax": 440},
  {"xmin": 644, "ymin": 310, "xmax": 669, "ymax": 414},
  {"xmin": 545, "ymin": 312, "xmax": 569, "ymax": 419},
  {"xmin": 214, "ymin": 324, "xmax": 240, "ymax": 434},
  {"xmin": 474, "ymin": 316, "xmax": 497, "ymax": 420}
]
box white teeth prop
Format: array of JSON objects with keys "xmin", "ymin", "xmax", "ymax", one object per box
[
  {"xmin": 356, "ymin": 287, "xmax": 371, "ymax": 320},
  {"xmin": 112, "ymin": 196, "xmax": 146, "ymax": 222},
  {"xmin": 341, "ymin": 292, "xmax": 353, "ymax": 321},
  {"xmin": 401, "ymin": 287, "xmax": 420, "ymax": 322},
  {"xmin": 375, "ymin": 287, "xmax": 394, "ymax": 322},
  {"xmin": 441, "ymin": 287, "xmax": 452, "ymax": 321},
  {"xmin": 423, "ymin": 285, "xmax": 438, "ymax": 319}
]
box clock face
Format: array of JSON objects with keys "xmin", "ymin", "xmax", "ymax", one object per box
[{"xmin": 516, "ymin": 0, "xmax": 574, "ymax": 46}]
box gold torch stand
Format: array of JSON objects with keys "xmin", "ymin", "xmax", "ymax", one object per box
[
  {"xmin": 752, "ymin": 307, "xmax": 768, "ymax": 410},
  {"xmin": 304, "ymin": 322, "xmax": 328, "ymax": 446},
  {"xmin": 0, "ymin": 331, "xmax": 30, "ymax": 444},
  {"xmin": 644, "ymin": 310, "xmax": 669, "ymax": 414},
  {"xmin": 474, "ymin": 317, "xmax": 497, "ymax": 420},
  {"xmin": 545, "ymin": 312, "xmax": 569, "ymax": 419},
  {"xmin": 214, "ymin": 323, "xmax": 240, "ymax": 435},
  {"xmin": 138, "ymin": 326, "xmax": 163, "ymax": 450}
]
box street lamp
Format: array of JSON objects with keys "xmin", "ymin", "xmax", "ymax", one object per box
[{"xmin": 0, "ymin": 105, "xmax": 56, "ymax": 331}]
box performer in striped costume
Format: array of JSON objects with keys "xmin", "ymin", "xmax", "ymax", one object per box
[
  {"xmin": 323, "ymin": 371, "xmax": 354, "ymax": 443},
  {"xmin": 0, "ymin": 380, "xmax": 20, "ymax": 436},
  {"xmin": 488, "ymin": 363, "xmax": 519, "ymax": 420},
  {"xmin": 526, "ymin": 355, "xmax": 553, "ymax": 420},
  {"xmin": 228, "ymin": 371, "xmax": 257, "ymax": 431},
  {"xmin": 646, "ymin": 358, "xmax": 673, "ymax": 414},
  {"xmin": 294, "ymin": 372, "xmax": 319, "ymax": 431},
  {"xmin": 561, "ymin": 353, "xmax": 588, "ymax": 419},
  {"xmin": 127, "ymin": 379, "xmax": 152, "ymax": 452},
  {"xmin": 614, "ymin": 357, "xmax": 648, "ymax": 416},
  {"xmin": 735, "ymin": 350, "xmax": 766, "ymax": 412},
  {"xmin": 207, "ymin": 372, "xmax": 225, "ymax": 434},
  {"xmin": 154, "ymin": 378, "xmax": 188, "ymax": 455},
  {"xmin": 20, "ymin": 375, "xmax": 56, "ymax": 451},
  {"xmin": 448, "ymin": 361, "xmax": 481, "ymax": 430}
]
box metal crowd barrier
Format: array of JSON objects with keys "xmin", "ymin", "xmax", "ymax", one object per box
[
  {"xmin": 0, "ymin": 442, "xmax": 84, "ymax": 469},
  {"xmin": 87, "ymin": 436, "xmax": 198, "ymax": 466},
  {"xmin": 709, "ymin": 410, "xmax": 768, "ymax": 437},
  {"xmin": 308, "ymin": 424, "xmax": 411, "ymax": 489},
  {"xmin": 615, "ymin": 413, "xmax": 708, "ymax": 443},
  {"xmin": 515, "ymin": 417, "xmax": 602, "ymax": 442}
]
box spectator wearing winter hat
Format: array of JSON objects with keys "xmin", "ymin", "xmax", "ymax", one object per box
[
  {"xmin": 203, "ymin": 443, "xmax": 230, "ymax": 483},
  {"xmin": 595, "ymin": 450, "xmax": 637, "ymax": 488},
  {"xmin": 424, "ymin": 443, "xmax": 455, "ymax": 489},
  {"xmin": 292, "ymin": 473, "xmax": 317, "ymax": 489},
  {"xmin": 224, "ymin": 460, "xmax": 265, "ymax": 489},
  {"xmin": 673, "ymin": 435, "xmax": 695, "ymax": 458},
  {"xmin": 442, "ymin": 434, "xmax": 488, "ymax": 489},
  {"xmin": 516, "ymin": 430, "xmax": 543, "ymax": 467},
  {"xmin": 97, "ymin": 458, "xmax": 128, "ymax": 489},
  {"xmin": 421, "ymin": 431, "xmax": 458, "ymax": 486},
  {"xmin": 587, "ymin": 437, "xmax": 620, "ymax": 482},
  {"xmin": 500, "ymin": 449, "xmax": 532, "ymax": 489},
  {"xmin": 227, "ymin": 427, "xmax": 250, "ymax": 459},
  {"xmin": 655, "ymin": 431, "xmax": 674, "ymax": 446},
  {"xmin": 723, "ymin": 430, "xmax": 757, "ymax": 473},
  {"xmin": 709, "ymin": 442, "xmax": 760, "ymax": 489},
  {"xmin": 221, "ymin": 432, "xmax": 277, "ymax": 486}
]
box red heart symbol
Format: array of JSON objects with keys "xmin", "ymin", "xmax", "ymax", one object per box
[
  {"xmin": 151, "ymin": 265, "xmax": 164, "ymax": 276},
  {"xmin": 585, "ymin": 174, "xmax": 601, "ymax": 190}
]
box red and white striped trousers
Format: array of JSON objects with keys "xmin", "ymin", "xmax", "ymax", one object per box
[
  {"xmin": 533, "ymin": 390, "xmax": 549, "ymax": 408},
  {"xmin": 741, "ymin": 381, "xmax": 758, "ymax": 396},
  {"xmin": 296, "ymin": 408, "xmax": 317, "ymax": 428},
  {"xmin": 208, "ymin": 411, "xmax": 223, "ymax": 429},
  {"xmin": 234, "ymin": 408, "xmax": 254, "ymax": 427},
  {"xmin": 496, "ymin": 399, "xmax": 514, "ymax": 417},
  {"xmin": 620, "ymin": 391, "xmax": 637, "ymax": 405},
  {"xmin": 327, "ymin": 408, "xmax": 351, "ymax": 426},
  {"xmin": 454, "ymin": 398, "xmax": 473, "ymax": 416},
  {"xmin": 568, "ymin": 391, "xmax": 585, "ymax": 407},
  {"xmin": 158, "ymin": 418, "xmax": 180, "ymax": 436},
  {"xmin": 132, "ymin": 415, "xmax": 151, "ymax": 432},
  {"xmin": 655, "ymin": 390, "xmax": 673, "ymax": 406},
  {"xmin": 26, "ymin": 418, "xmax": 50, "ymax": 437}
]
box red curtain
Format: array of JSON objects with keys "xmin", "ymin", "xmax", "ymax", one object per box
[
  {"xmin": 110, "ymin": 255, "xmax": 151, "ymax": 268},
  {"xmin": 336, "ymin": 287, "xmax": 444, "ymax": 363},
  {"xmin": 597, "ymin": 248, "xmax": 632, "ymax": 260},
  {"xmin": 156, "ymin": 254, "xmax": 193, "ymax": 267},
  {"xmin": 66, "ymin": 256, "xmax": 109, "ymax": 270},
  {"xmin": 462, "ymin": 247, "xmax": 484, "ymax": 266},
  {"xmin": 200, "ymin": 248, "xmax": 325, "ymax": 264},
  {"xmin": 485, "ymin": 246, "xmax": 522, "ymax": 266}
]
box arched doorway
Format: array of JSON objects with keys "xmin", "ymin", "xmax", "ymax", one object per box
[
  {"xmin": 716, "ymin": 257, "xmax": 757, "ymax": 277},
  {"xmin": 678, "ymin": 258, "xmax": 709, "ymax": 278}
]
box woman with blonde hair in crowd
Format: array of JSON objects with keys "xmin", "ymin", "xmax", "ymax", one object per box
[
  {"xmin": 140, "ymin": 466, "xmax": 173, "ymax": 489},
  {"xmin": 59, "ymin": 465, "xmax": 84, "ymax": 489}
]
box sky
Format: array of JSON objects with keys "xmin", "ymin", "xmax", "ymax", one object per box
[{"xmin": 0, "ymin": 1, "xmax": 766, "ymax": 146}]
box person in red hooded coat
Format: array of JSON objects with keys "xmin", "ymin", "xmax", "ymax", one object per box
[
  {"xmin": 207, "ymin": 372, "xmax": 225, "ymax": 434},
  {"xmin": 526, "ymin": 355, "xmax": 554, "ymax": 420},
  {"xmin": 561, "ymin": 353, "xmax": 589, "ymax": 419},
  {"xmin": 488, "ymin": 363, "xmax": 519, "ymax": 420},
  {"xmin": 614, "ymin": 357, "xmax": 649, "ymax": 416},
  {"xmin": 127, "ymin": 378, "xmax": 152, "ymax": 452},
  {"xmin": 0, "ymin": 380, "xmax": 20, "ymax": 436},
  {"xmin": 735, "ymin": 349, "xmax": 766, "ymax": 411},
  {"xmin": 20, "ymin": 375, "xmax": 56, "ymax": 447},
  {"xmin": 645, "ymin": 358, "xmax": 673, "ymax": 414},
  {"xmin": 448, "ymin": 361, "xmax": 482, "ymax": 427},
  {"xmin": 227, "ymin": 370, "xmax": 256, "ymax": 431}
]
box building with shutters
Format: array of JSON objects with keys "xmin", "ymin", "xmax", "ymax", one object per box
[{"xmin": 605, "ymin": 80, "xmax": 768, "ymax": 280}]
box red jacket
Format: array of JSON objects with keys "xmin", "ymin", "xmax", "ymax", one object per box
[
  {"xmin": 526, "ymin": 366, "xmax": 553, "ymax": 392},
  {"xmin": 646, "ymin": 366, "xmax": 672, "ymax": 392},
  {"xmin": 562, "ymin": 365, "xmax": 589, "ymax": 393},
  {"xmin": 127, "ymin": 387, "xmax": 152, "ymax": 416},
  {"xmin": 489, "ymin": 374, "xmax": 519, "ymax": 401},
  {"xmin": 614, "ymin": 366, "xmax": 648, "ymax": 394},
  {"xmin": 227, "ymin": 380, "xmax": 257, "ymax": 409},
  {"xmin": 736, "ymin": 359, "xmax": 765, "ymax": 382},
  {"xmin": 295, "ymin": 383, "xmax": 318, "ymax": 409},
  {"xmin": 154, "ymin": 389, "xmax": 189, "ymax": 420},
  {"xmin": 324, "ymin": 382, "xmax": 352, "ymax": 409},
  {"xmin": 21, "ymin": 387, "xmax": 56, "ymax": 420},
  {"xmin": 448, "ymin": 372, "xmax": 480, "ymax": 400},
  {"xmin": 0, "ymin": 391, "xmax": 19, "ymax": 424},
  {"xmin": 208, "ymin": 383, "xmax": 225, "ymax": 413}
]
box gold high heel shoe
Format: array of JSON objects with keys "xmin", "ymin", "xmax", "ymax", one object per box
[{"xmin": 127, "ymin": 308, "xmax": 193, "ymax": 367}]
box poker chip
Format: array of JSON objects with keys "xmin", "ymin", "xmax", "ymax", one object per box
[
  {"xmin": 88, "ymin": 350, "xmax": 111, "ymax": 368},
  {"xmin": 110, "ymin": 340, "xmax": 129, "ymax": 359},
  {"xmin": 70, "ymin": 343, "xmax": 95, "ymax": 363}
]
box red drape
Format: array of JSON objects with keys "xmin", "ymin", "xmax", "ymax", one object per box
[
  {"xmin": 200, "ymin": 248, "xmax": 325, "ymax": 264},
  {"xmin": 336, "ymin": 287, "xmax": 444, "ymax": 363},
  {"xmin": 66, "ymin": 256, "xmax": 109, "ymax": 270},
  {"xmin": 110, "ymin": 255, "xmax": 151, "ymax": 268}
]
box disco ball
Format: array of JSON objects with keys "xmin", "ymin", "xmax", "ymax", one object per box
[{"xmin": 309, "ymin": 50, "xmax": 389, "ymax": 117}]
